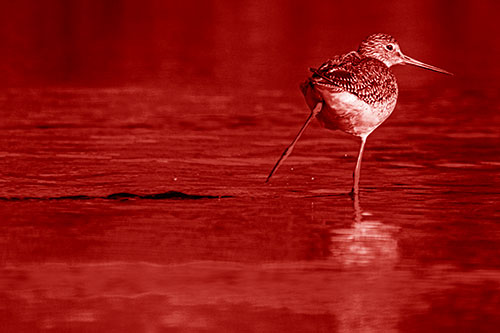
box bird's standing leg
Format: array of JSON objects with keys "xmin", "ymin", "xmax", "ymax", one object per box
[
  {"xmin": 265, "ymin": 102, "xmax": 323, "ymax": 183},
  {"xmin": 351, "ymin": 134, "xmax": 368, "ymax": 195}
]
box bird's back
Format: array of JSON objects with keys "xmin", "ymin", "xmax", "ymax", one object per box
[{"xmin": 301, "ymin": 51, "xmax": 399, "ymax": 136}]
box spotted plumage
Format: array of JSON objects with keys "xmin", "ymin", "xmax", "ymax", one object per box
[
  {"xmin": 309, "ymin": 52, "xmax": 398, "ymax": 106},
  {"xmin": 266, "ymin": 33, "xmax": 451, "ymax": 194}
]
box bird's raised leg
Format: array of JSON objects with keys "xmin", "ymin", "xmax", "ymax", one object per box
[
  {"xmin": 351, "ymin": 134, "xmax": 368, "ymax": 195},
  {"xmin": 265, "ymin": 102, "xmax": 322, "ymax": 183}
]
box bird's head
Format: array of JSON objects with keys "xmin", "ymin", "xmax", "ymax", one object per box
[{"xmin": 358, "ymin": 33, "xmax": 452, "ymax": 75}]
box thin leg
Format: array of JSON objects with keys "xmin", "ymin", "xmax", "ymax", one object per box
[
  {"xmin": 265, "ymin": 102, "xmax": 322, "ymax": 183},
  {"xmin": 353, "ymin": 188, "xmax": 361, "ymax": 223},
  {"xmin": 351, "ymin": 135, "xmax": 368, "ymax": 195}
]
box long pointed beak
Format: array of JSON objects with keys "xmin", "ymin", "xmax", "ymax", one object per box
[{"xmin": 402, "ymin": 54, "xmax": 453, "ymax": 75}]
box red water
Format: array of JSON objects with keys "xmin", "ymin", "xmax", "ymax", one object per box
[{"xmin": 1, "ymin": 1, "xmax": 499, "ymax": 332}]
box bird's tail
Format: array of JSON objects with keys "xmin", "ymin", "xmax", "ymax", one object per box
[{"xmin": 299, "ymin": 78, "xmax": 313, "ymax": 97}]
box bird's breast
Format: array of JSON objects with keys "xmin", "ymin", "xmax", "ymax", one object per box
[{"xmin": 302, "ymin": 82, "xmax": 397, "ymax": 136}]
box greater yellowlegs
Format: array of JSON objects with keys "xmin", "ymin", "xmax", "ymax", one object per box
[{"xmin": 266, "ymin": 33, "xmax": 452, "ymax": 194}]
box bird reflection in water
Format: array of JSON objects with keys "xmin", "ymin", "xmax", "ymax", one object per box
[{"xmin": 328, "ymin": 194, "xmax": 399, "ymax": 267}]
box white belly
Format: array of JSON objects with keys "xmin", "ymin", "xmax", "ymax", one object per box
[{"xmin": 303, "ymin": 84, "xmax": 396, "ymax": 136}]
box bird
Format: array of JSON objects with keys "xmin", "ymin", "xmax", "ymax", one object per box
[{"xmin": 265, "ymin": 33, "xmax": 452, "ymax": 194}]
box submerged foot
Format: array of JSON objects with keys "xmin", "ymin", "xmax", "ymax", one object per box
[{"xmin": 348, "ymin": 187, "xmax": 359, "ymax": 200}]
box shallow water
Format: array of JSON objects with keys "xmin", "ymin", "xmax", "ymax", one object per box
[
  {"xmin": 1, "ymin": 1, "xmax": 500, "ymax": 332},
  {"xmin": 0, "ymin": 85, "xmax": 499, "ymax": 332}
]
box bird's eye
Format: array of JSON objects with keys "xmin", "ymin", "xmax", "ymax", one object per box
[{"xmin": 386, "ymin": 44, "xmax": 394, "ymax": 51}]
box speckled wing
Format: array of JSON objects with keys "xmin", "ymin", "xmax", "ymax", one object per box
[{"xmin": 309, "ymin": 51, "xmax": 398, "ymax": 106}]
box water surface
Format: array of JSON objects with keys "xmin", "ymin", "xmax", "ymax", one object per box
[{"xmin": 0, "ymin": 86, "xmax": 498, "ymax": 332}]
